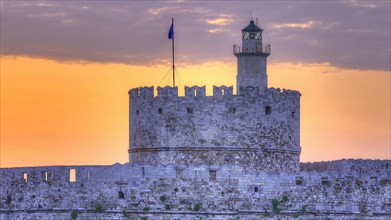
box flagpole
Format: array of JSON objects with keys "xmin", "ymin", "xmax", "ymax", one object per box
[{"xmin": 172, "ymin": 18, "xmax": 175, "ymax": 87}]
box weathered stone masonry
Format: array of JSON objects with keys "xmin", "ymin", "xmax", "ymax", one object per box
[
  {"xmin": 0, "ymin": 160, "xmax": 390, "ymax": 219},
  {"xmin": 129, "ymin": 86, "xmax": 301, "ymax": 173}
]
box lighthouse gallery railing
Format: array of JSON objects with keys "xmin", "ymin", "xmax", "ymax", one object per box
[{"xmin": 233, "ymin": 42, "xmax": 271, "ymax": 55}]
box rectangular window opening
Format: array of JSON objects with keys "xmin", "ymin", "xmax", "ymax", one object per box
[
  {"xmin": 187, "ymin": 107, "xmax": 194, "ymax": 114},
  {"xmin": 321, "ymin": 177, "xmax": 330, "ymax": 186},
  {"xmin": 158, "ymin": 108, "xmax": 163, "ymax": 114},
  {"xmin": 136, "ymin": 110, "xmax": 139, "ymax": 116},
  {"xmin": 87, "ymin": 171, "xmax": 90, "ymax": 180},
  {"xmin": 209, "ymin": 170, "xmax": 217, "ymax": 181},
  {"xmin": 44, "ymin": 172, "xmax": 48, "ymax": 182},
  {"xmin": 296, "ymin": 176, "xmax": 303, "ymax": 185},
  {"xmin": 254, "ymin": 186, "xmax": 259, "ymax": 192},
  {"xmin": 292, "ymin": 111, "xmax": 295, "ymax": 118},
  {"xmin": 229, "ymin": 108, "xmax": 236, "ymax": 114},
  {"xmin": 69, "ymin": 169, "xmax": 76, "ymax": 182},
  {"xmin": 265, "ymin": 106, "xmax": 272, "ymax": 115},
  {"xmin": 118, "ymin": 191, "xmax": 125, "ymax": 199},
  {"xmin": 23, "ymin": 172, "xmax": 28, "ymax": 183}
]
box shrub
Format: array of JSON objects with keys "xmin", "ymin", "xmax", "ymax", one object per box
[
  {"xmin": 160, "ymin": 195, "xmax": 167, "ymax": 202},
  {"xmin": 174, "ymin": 188, "xmax": 179, "ymax": 192},
  {"xmin": 293, "ymin": 213, "xmax": 299, "ymax": 218},
  {"xmin": 301, "ymin": 204, "xmax": 308, "ymax": 213},
  {"xmin": 272, "ymin": 199, "xmax": 281, "ymax": 213},
  {"xmin": 194, "ymin": 203, "xmax": 201, "ymax": 211},
  {"xmin": 221, "ymin": 192, "xmax": 225, "ymax": 196},
  {"xmin": 71, "ymin": 210, "xmax": 78, "ymax": 219},
  {"xmin": 95, "ymin": 204, "xmax": 104, "ymax": 213},
  {"xmin": 143, "ymin": 207, "xmax": 150, "ymax": 212},
  {"xmin": 141, "ymin": 217, "xmax": 148, "ymax": 220},
  {"xmin": 165, "ymin": 204, "xmax": 171, "ymax": 210},
  {"xmin": 122, "ymin": 209, "xmax": 127, "ymax": 217},
  {"xmin": 282, "ymin": 195, "xmax": 289, "ymax": 203}
]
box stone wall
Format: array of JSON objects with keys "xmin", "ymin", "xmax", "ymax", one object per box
[
  {"xmin": 129, "ymin": 86, "xmax": 301, "ymax": 173},
  {"xmin": 1, "ymin": 160, "xmax": 390, "ymax": 219}
]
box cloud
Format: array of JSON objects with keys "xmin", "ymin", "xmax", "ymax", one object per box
[
  {"xmin": 272, "ymin": 20, "xmax": 318, "ymax": 29},
  {"xmin": 206, "ymin": 14, "xmax": 233, "ymax": 26},
  {"xmin": 1, "ymin": 1, "xmax": 390, "ymax": 71}
]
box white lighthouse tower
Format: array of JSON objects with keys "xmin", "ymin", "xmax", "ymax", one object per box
[{"xmin": 234, "ymin": 20, "xmax": 271, "ymax": 94}]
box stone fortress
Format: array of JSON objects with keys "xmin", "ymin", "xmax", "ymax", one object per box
[{"xmin": 0, "ymin": 20, "xmax": 390, "ymax": 220}]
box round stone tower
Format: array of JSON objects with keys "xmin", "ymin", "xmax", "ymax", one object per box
[
  {"xmin": 234, "ymin": 20, "xmax": 271, "ymax": 94},
  {"xmin": 128, "ymin": 20, "xmax": 301, "ymax": 173}
]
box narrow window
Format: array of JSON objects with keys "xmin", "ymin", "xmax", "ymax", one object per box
[
  {"xmin": 118, "ymin": 191, "xmax": 125, "ymax": 199},
  {"xmin": 321, "ymin": 177, "xmax": 329, "ymax": 186},
  {"xmin": 194, "ymin": 90, "xmax": 197, "ymax": 96},
  {"xmin": 292, "ymin": 112, "xmax": 295, "ymax": 118},
  {"xmin": 222, "ymin": 90, "xmax": 225, "ymax": 95},
  {"xmin": 296, "ymin": 176, "xmax": 303, "ymax": 185},
  {"xmin": 23, "ymin": 172, "xmax": 28, "ymax": 183},
  {"xmin": 229, "ymin": 108, "xmax": 236, "ymax": 114},
  {"xmin": 187, "ymin": 107, "xmax": 194, "ymax": 114},
  {"xmin": 265, "ymin": 106, "xmax": 272, "ymax": 115},
  {"xmin": 254, "ymin": 186, "xmax": 259, "ymax": 192},
  {"xmin": 158, "ymin": 108, "xmax": 163, "ymax": 114},
  {"xmin": 69, "ymin": 169, "xmax": 76, "ymax": 182},
  {"xmin": 141, "ymin": 167, "xmax": 145, "ymax": 178},
  {"xmin": 87, "ymin": 171, "xmax": 90, "ymax": 180},
  {"xmin": 44, "ymin": 172, "xmax": 48, "ymax": 182},
  {"xmin": 209, "ymin": 170, "xmax": 217, "ymax": 181},
  {"xmin": 136, "ymin": 110, "xmax": 139, "ymax": 116}
]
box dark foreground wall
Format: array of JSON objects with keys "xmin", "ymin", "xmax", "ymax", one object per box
[{"xmin": 0, "ymin": 159, "xmax": 390, "ymax": 220}]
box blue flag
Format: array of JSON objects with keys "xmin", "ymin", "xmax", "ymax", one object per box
[{"xmin": 168, "ymin": 23, "xmax": 174, "ymax": 39}]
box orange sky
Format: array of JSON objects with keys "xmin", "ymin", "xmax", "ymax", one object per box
[{"xmin": 0, "ymin": 56, "xmax": 389, "ymax": 167}]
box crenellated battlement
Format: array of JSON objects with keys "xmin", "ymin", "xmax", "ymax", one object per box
[
  {"xmin": 213, "ymin": 85, "xmax": 234, "ymax": 96},
  {"xmin": 157, "ymin": 86, "xmax": 178, "ymax": 97},
  {"xmin": 128, "ymin": 85, "xmax": 300, "ymax": 99},
  {"xmin": 185, "ymin": 86, "xmax": 206, "ymax": 97},
  {"xmin": 128, "ymin": 86, "xmax": 154, "ymax": 98}
]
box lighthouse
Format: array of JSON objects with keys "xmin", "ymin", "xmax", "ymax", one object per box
[{"xmin": 234, "ymin": 20, "xmax": 271, "ymax": 94}]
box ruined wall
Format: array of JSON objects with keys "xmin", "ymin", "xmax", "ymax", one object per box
[
  {"xmin": 129, "ymin": 86, "xmax": 301, "ymax": 173},
  {"xmin": 1, "ymin": 160, "xmax": 390, "ymax": 219}
]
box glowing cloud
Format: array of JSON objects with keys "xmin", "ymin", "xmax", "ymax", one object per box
[
  {"xmin": 272, "ymin": 20, "xmax": 318, "ymax": 29},
  {"xmin": 206, "ymin": 14, "xmax": 233, "ymax": 26},
  {"xmin": 208, "ymin": 28, "xmax": 224, "ymax": 33},
  {"xmin": 148, "ymin": 6, "xmax": 208, "ymax": 16}
]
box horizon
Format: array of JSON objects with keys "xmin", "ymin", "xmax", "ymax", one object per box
[{"xmin": 1, "ymin": 1, "xmax": 390, "ymax": 168}]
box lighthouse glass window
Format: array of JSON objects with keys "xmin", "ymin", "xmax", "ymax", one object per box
[{"xmin": 243, "ymin": 32, "xmax": 261, "ymax": 40}]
